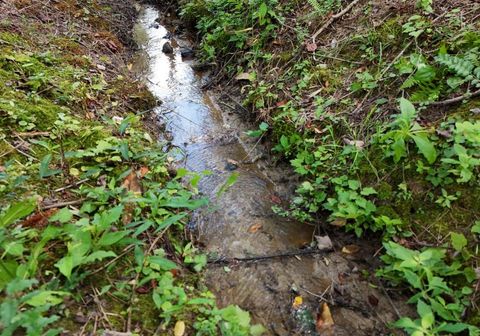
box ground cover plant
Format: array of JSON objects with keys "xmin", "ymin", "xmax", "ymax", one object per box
[
  {"xmin": 180, "ymin": 0, "xmax": 480, "ymax": 334},
  {"xmin": 0, "ymin": 1, "xmax": 264, "ymax": 335}
]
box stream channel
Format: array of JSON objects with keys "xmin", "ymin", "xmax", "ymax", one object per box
[{"xmin": 133, "ymin": 4, "xmax": 409, "ymax": 335}]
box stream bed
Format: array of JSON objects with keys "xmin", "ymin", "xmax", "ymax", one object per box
[{"xmin": 134, "ymin": 5, "xmax": 409, "ymax": 335}]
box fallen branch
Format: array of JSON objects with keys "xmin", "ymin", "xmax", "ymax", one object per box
[
  {"xmin": 14, "ymin": 131, "xmax": 50, "ymax": 137},
  {"xmin": 207, "ymin": 248, "xmax": 334, "ymax": 264},
  {"xmin": 41, "ymin": 199, "xmax": 85, "ymax": 210},
  {"xmin": 428, "ymin": 88, "xmax": 480, "ymax": 106},
  {"xmin": 311, "ymin": 0, "xmax": 361, "ymax": 42}
]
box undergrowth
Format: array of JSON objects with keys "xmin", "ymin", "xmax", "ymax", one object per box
[
  {"xmin": 0, "ymin": 1, "xmax": 263, "ymax": 335},
  {"xmin": 181, "ymin": 0, "xmax": 480, "ymax": 334}
]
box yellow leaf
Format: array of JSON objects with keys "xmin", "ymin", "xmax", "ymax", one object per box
[
  {"xmin": 174, "ymin": 321, "xmax": 185, "ymax": 336},
  {"xmin": 292, "ymin": 296, "xmax": 303, "ymax": 309},
  {"xmin": 330, "ymin": 218, "xmax": 346, "ymax": 227},
  {"xmin": 316, "ymin": 302, "xmax": 334, "ymax": 332}
]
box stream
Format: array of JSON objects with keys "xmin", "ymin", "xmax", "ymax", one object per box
[{"xmin": 133, "ymin": 5, "xmax": 409, "ymax": 335}]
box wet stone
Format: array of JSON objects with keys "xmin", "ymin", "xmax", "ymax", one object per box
[
  {"xmin": 180, "ymin": 47, "xmax": 195, "ymax": 59},
  {"xmin": 162, "ymin": 41, "xmax": 173, "ymax": 54}
]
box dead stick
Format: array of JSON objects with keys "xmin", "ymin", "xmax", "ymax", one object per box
[
  {"xmin": 41, "ymin": 199, "xmax": 85, "ymax": 210},
  {"xmin": 312, "ymin": 0, "xmax": 361, "ymax": 42},
  {"xmin": 428, "ymin": 88, "xmax": 480, "ymax": 106},
  {"xmin": 207, "ymin": 248, "xmax": 334, "ymax": 264}
]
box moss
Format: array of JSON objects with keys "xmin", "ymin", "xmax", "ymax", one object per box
[{"xmin": 377, "ymin": 182, "xmax": 394, "ymax": 201}]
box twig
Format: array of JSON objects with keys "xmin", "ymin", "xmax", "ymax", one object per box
[
  {"xmin": 207, "ymin": 248, "xmax": 334, "ymax": 264},
  {"xmin": 91, "ymin": 286, "xmax": 113, "ymax": 329},
  {"xmin": 379, "ymin": 282, "xmax": 402, "ymax": 320},
  {"xmin": 89, "ymin": 244, "xmax": 135, "ymax": 276},
  {"xmin": 54, "ymin": 178, "xmax": 90, "ymax": 193},
  {"xmin": 3, "ymin": 139, "xmax": 38, "ymax": 161},
  {"xmin": 428, "ymin": 88, "xmax": 480, "ymax": 106},
  {"xmin": 311, "ymin": 0, "xmax": 361, "ymax": 42},
  {"xmin": 299, "ymin": 284, "xmax": 334, "ymax": 305},
  {"xmin": 41, "ymin": 199, "xmax": 85, "ymax": 210},
  {"xmin": 14, "ymin": 131, "xmax": 50, "ymax": 137}
]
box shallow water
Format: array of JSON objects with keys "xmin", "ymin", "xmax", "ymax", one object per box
[{"xmin": 135, "ymin": 5, "xmax": 409, "ymax": 335}]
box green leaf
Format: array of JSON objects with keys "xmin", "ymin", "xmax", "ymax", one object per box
[
  {"xmin": 217, "ymin": 172, "xmax": 239, "ymax": 197},
  {"xmin": 360, "ymin": 187, "xmax": 377, "ymax": 196},
  {"xmin": 411, "ymin": 134, "xmax": 437, "ymax": 164},
  {"xmin": 49, "ymin": 208, "xmax": 73, "ymax": 223},
  {"xmin": 55, "ymin": 255, "xmax": 74, "ymax": 279},
  {"xmin": 97, "ymin": 231, "xmax": 129, "ymax": 246},
  {"xmin": 472, "ymin": 221, "xmax": 480, "ymax": 234},
  {"xmin": 6, "ymin": 278, "xmax": 37, "ymax": 295},
  {"xmin": 26, "ymin": 291, "xmax": 69, "ymax": 307},
  {"xmin": 257, "ymin": 2, "xmax": 268, "ymax": 22},
  {"xmin": 0, "ymin": 261, "xmax": 18, "ymax": 290},
  {"xmin": 394, "ymin": 317, "xmax": 418, "ymax": 330},
  {"xmin": 450, "ymin": 232, "xmax": 467, "ymax": 252},
  {"xmin": 399, "ymin": 98, "xmax": 416, "ymax": 120},
  {"xmin": 148, "ymin": 256, "xmax": 178, "ymax": 271},
  {"xmin": 250, "ymin": 324, "xmax": 267, "ymax": 336},
  {"xmin": 83, "ymin": 250, "xmax": 116, "ymax": 263},
  {"xmin": 39, "ymin": 154, "xmax": 62, "ymax": 178},
  {"xmin": 0, "ymin": 199, "xmax": 36, "ymax": 227}
]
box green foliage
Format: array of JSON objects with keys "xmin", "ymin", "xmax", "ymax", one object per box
[
  {"xmin": 378, "ymin": 242, "xmax": 478, "ymax": 335},
  {"xmin": 380, "ymin": 98, "xmax": 437, "ymax": 164},
  {"xmin": 306, "ymin": 0, "xmax": 340, "ymax": 15},
  {"xmin": 181, "ymin": 0, "xmax": 280, "ymax": 62}
]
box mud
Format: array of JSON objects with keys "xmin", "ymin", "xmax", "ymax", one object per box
[{"xmin": 134, "ymin": 5, "xmax": 411, "ymax": 335}]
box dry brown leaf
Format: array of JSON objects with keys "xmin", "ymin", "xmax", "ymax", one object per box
[
  {"xmin": 368, "ymin": 294, "xmax": 379, "ymax": 306},
  {"xmin": 341, "ymin": 244, "xmax": 361, "ymax": 254},
  {"xmin": 174, "ymin": 321, "xmax": 185, "ymax": 336},
  {"xmin": 292, "ymin": 296, "xmax": 303, "ymax": 309},
  {"xmin": 306, "ymin": 42, "xmax": 318, "ymax": 52},
  {"xmin": 315, "ymin": 235, "xmax": 333, "ymax": 250},
  {"xmin": 235, "ymin": 72, "xmax": 252, "ymax": 81},
  {"xmin": 22, "ymin": 209, "xmax": 57, "ymax": 228},
  {"xmin": 138, "ymin": 166, "xmax": 150, "ymax": 178},
  {"xmin": 248, "ymin": 223, "xmax": 262, "ymax": 233},
  {"xmin": 330, "ymin": 218, "xmax": 346, "ymax": 227},
  {"xmin": 121, "ymin": 171, "xmax": 142, "ymax": 195},
  {"xmin": 316, "ymin": 302, "xmax": 334, "ymax": 333}
]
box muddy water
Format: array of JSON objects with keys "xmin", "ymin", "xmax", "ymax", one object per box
[{"xmin": 134, "ymin": 5, "xmax": 408, "ymax": 335}]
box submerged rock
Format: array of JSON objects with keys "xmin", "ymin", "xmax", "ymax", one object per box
[
  {"xmin": 162, "ymin": 42, "xmax": 173, "ymax": 54},
  {"xmin": 180, "ymin": 47, "xmax": 194, "ymax": 59}
]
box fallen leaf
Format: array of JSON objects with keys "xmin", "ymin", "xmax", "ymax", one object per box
[
  {"xmin": 368, "ymin": 295, "xmax": 379, "ymax": 306},
  {"xmin": 138, "ymin": 166, "xmax": 150, "ymax": 178},
  {"xmin": 292, "ymin": 296, "xmax": 303, "ymax": 309},
  {"xmin": 315, "ymin": 235, "xmax": 333, "ymax": 250},
  {"xmin": 235, "ymin": 72, "xmax": 252, "ymax": 81},
  {"xmin": 306, "ymin": 42, "xmax": 317, "ymax": 52},
  {"xmin": 343, "ymin": 138, "xmax": 365, "ymax": 149},
  {"xmin": 248, "ymin": 223, "xmax": 262, "ymax": 233},
  {"xmin": 316, "ymin": 302, "xmax": 334, "ymax": 333},
  {"xmin": 341, "ymin": 245, "xmax": 361, "ymax": 254},
  {"xmin": 22, "ymin": 209, "xmax": 57, "ymax": 228},
  {"xmin": 270, "ymin": 194, "xmax": 282, "ymax": 205},
  {"xmin": 121, "ymin": 171, "xmax": 142, "ymax": 195},
  {"xmin": 330, "ymin": 218, "xmax": 346, "ymax": 227},
  {"xmin": 127, "ymin": 63, "xmax": 133, "ymax": 71},
  {"xmin": 174, "ymin": 321, "xmax": 185, "ymax": 336}
]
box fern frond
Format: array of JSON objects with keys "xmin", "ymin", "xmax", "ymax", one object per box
[
  {"xmin": 436, "ymin": 54, "xmax": 474, "ymax": 78},
  {"xmin": 306, "ymin": 0, "xmax": 323, "ymax": 13}
]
